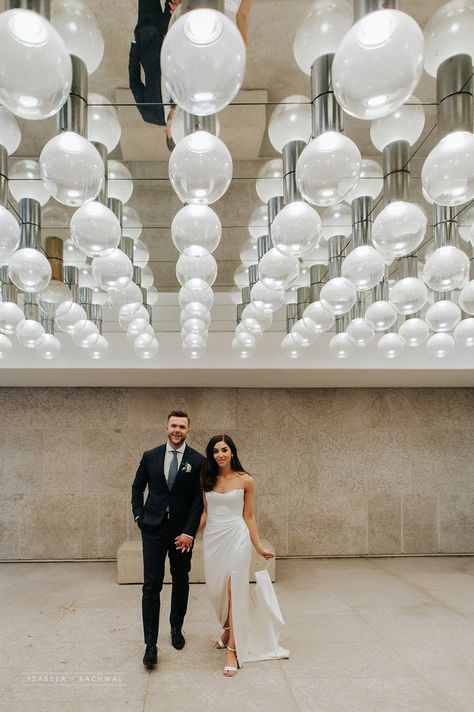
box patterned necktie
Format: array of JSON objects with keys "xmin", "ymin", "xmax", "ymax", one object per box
[{"xmin": 168, "ymin": 450, "xmax": 179, "ymax": 490}]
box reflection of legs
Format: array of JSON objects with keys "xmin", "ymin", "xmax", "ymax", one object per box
[
  {"xmin": 168, "ymin": 544, "xmax": 192, "ymax": 629},
  {"xmin": 224, "ymin": 578, "xmax": 238, "ymax": 676},
  {"xmin": 141, "ymin": 528, "xmax": 168, "ymax": 645},
  {"xmin": 136, "ymin": 0, "xmax": 163, "ymax": 29}
]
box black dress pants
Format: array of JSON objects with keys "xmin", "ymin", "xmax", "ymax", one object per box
[{"xmin": 141, "ymin": 517, "xmax": 192, "ymax": 645}]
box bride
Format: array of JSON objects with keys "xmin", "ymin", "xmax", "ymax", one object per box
[{"xmin": 199, "ymin": 434, "xmax": 289, "ymax": 677}]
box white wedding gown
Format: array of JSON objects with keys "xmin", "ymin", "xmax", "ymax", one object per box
[{"xmin": 203, "ymin": 489, "xmax": 289, "ymax": 666}]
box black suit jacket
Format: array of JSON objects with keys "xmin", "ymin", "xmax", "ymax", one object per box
[{"xmin": 131, "ymin": 443, "xmax": 205, "ymax": 537}]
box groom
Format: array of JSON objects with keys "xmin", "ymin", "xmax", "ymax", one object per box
[{"xmin": 131, "ymin": 410, "xmax": 205, "ymax": 669}]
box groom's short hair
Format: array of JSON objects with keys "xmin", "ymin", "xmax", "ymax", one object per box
[{"xmin": 167, "ymin": 410, "xmax": 190, "ymax": 425}]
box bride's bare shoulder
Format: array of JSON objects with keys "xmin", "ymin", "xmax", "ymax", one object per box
[{"xmin": 238, "ymin": 471, "xmax": 253, "ymax": 484}]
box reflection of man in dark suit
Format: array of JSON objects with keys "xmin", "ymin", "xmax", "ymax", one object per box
[{"xmin": 131, "ymin": 410, "xmax": 204, "ymax": 669}]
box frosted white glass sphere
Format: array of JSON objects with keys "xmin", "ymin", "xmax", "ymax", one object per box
[
  {"xmin": 291, "ymin": 319, "xmax": 318, "ymax": 347},
  {"xmin": 424, "ymin": 0, "xmax": 474, "ymax": 77},
  {"xmin": 182, "ymin": 332, "xmax": 206, "ymax": 352},
  {"xmin": 248, "ymin": 204, "xmax": 268, "ymax": 239},
  {"xmin": 0, "ymin": 333, "xmax": 12, "ymax": 357},
  {"xmin": 329, "ymin": 332, "xmax": 356, "ymax": 358},
  {"xmin": 127, "ymin": 315, "xmax": 151, "ymax": 337},
  {"xmin": 176, "ymin": 252, "xmax": 217, "ymax": 290},
  {"xmin": 341, "ymin": 245, "xmax": 385, "ymax": 291},
  {"xmin": 370, "ymin": 95, "xmax": 425, "ymax": 151},
  {"xmin": 55, "ymin": 301, "xmax": 87, "ymax": 333},
  {"xmin": 0, "ymin": 206, "xmax": 20, "ymax": 261},
  {"xmin": 281, "ymin": 333, "xmax": 303, "ymax": 359},
  {"xmin": 0, "ymin": 301, "xmax": 24, "ymax": 334},
  {"xmin": 72, "ymin": 319, "xmax": 100, "ymax": 348},
  {"xmin": 16, "ymin": 319, "xmax": 44, "ymax": 348},
  {"xmin": 141, "ymin": 266, "xmax": 154, "ymax": 288},
  {"xmin": 303, "ymin": 300, "xmax": 335, "ymax": 332},
  {"xmin": 256, "ymin": 159, "xmax": 284, "ymax": 203},
  {"xmin": 268, "ymin": 96, "xmax": 312, "ymax": 152},
  {"xmin": 232, "ymin": 337, "xmax": 255, "ymax": 359},
  {"xmin": 344, "ymin": 159, "xmax": 383, "ymax": 202},
  {"xmin": 122, "ymin": 205, "xmax": 143, "ymax": 240},
  {"xmin": 296, "ymin": 131, "xmax": 361, "ymax": 207},
  {"xmin": 118, "ymin": 305, "xmax": 149, "ymax": 331},
  {"xmin": 181, "ymin": 314, "xmax": 209, "ymax": 333},
  {"xmin": 425, "ymin": 300, "xmax": 461, "ymax": 332},
  {"xmin": 233, "ymin": 264, "xmax": 249, "ymax": 288},
  {"xmin": 107, "ymin": 161, "xmax": 133, "ymax": 204},
  {"xmin": 422, "ymin": 131, "xmax": 474, "ymax": 206},
  {"xmin": 146, "ymin": 286, "xmax": 159, "ymax": 306},
  {"xmin": 37, "ymin": 280, "xmax": 71, "ymax": 316},
  {"xmin": 133, "ymin": 240, "xmax": 150, "ymax": 268},
  {"xmin": 172, "ymin": 204, "xmax": 221, "ymax": 256},
  {"xmin": 399, "ymin": 317, "xmax": 429, "ymax": 347},
  {"xmin": 92, "ymin": 249, "xmax": 133, "ymax": 293},
  {"xmin": 322, "ymin": 202, "xmax": 352, "ymax": 239},
  {"xmin": 234, "ymin": 327, "xmax": 257, "ymax": 349},
  {"xmin": 52, "ymin": 0, "xmax": 104, "ymax": 74},
  {"xmin": 36, "ymin": 333, "xmax": 61, "ymax": 359},
  {"xmin": 389, "ymin": 277, "xmax": 428, "ymax": 315},
  {"xmin": 107, "ymin": 283, "xmax": 143, "ymax": 316},
  {"xmin": 134, "ymin": 336, "xmax": 159, "ymax": 359},
  {"xmin": 182, "ymin": 302, "xmax": 211, "ymax": 323},
  {"xmin": 0, "ymin": 9, "xmax": 72, "ymax": 120},
  {"xmin": 426, "ymin": 332, "xmax": 455, "ymax": 358},
  {"xmin": 8, "ymin": 247, "xmax": 51, "ymax": 292},
  {"xmin": 423, "ymin": 246, "xmax": 469, "ymax": 292},
  {"xmin": 179, "ymin": 285, "xmax": 214, "ymax": 310},
  {"xmin": 236, "ymin": 320, "xmax": 262, "ymax": 344},
  {"xmin": 365, "ymin": 300, "xmax": 398, "ymax": 331},
  {"xmin": 271, "ymin": 201, "xmax": 322, "ymax": 257},
  {"xmin": 454, "ymin": 318, "xmax": 474, "ymax": 347},
  {"xmin": 372, "ymin": 201, "xmax": 426, "ymax": 259},
  {"xmin": 332, "ymin": 9, "xmax": 424, "ymax": 120},
  {"xmin": 240, "ymin": 238, "xmax": 258, "ymax": 266},
  {"xmin": 459, "ymin": 280, "xmax": 474, "ymax": 315},
  {"xmin": 250, "ymin": 281, "xmax": 284, "ymax": 312},
  {"xmin": 258, "ymin": 248, "xmax": 300, "ymax": 290},
  {"xmin": 242, "ymin": 304, "xmax": 272, "ymax": 335},
  {"xmin": 84, "ymin": 334, "xmax": 109, "ymax": 359},
  {"xmin": 378, "ymin": 332, "xmax": 405, "ymax": 358},
  {"xmin": 161, "ymin": 8, "xmax": 245, "ymax": 115},
  {"xmin": 230, "ymin": 287, "xmax": 242, "ymax": 305},
  {"xmin": 183, "ymin": 340, "xmax": 206, "ymax": 359},
  {"xmin": 0, "ymin": 106, "xmax": 21, "ymax": 154},
  {"xmin": 169, "ymin": 131, "xmax": 232, "ymax": 205},
  {"xmin": 70, "ymin": 201, "xmax": 121, "ymax": 257},
  {"xmin": 87, "ymin": 93, "xmax": 121, "ymax": 152},
  {"xmin": 294, "ymin": 0, "xmax": 353, "ymax": 74},
  {"xmin": 40, "ymin": 132, "xmax": 104, "ymax": 206},
  {"xmin": 9, "ymin": 159, "xmax": 50, "ymax": 205},
  {"xmin": 347, "ymin": 317, "xmax": 375, "ymax": 346},
  {"xmin": 63, "ymin": 238, "xmax": 87, "ymax": 266},
  {"xmin": 130, "ymin": 326, "xmax": 154, "ymax": 346},
  {"xmin": 320, "ymin": 277, "xmax": 356, "ymax": 315}
]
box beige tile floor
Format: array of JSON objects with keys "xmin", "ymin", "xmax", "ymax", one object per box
[{"xmin": 2, "ymin": 557, "xmax": 474, "ymax": 712}]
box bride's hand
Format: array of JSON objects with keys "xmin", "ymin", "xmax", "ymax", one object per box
[{"xmin": 259, "ymin": 548, "xmax": 274, "ymax": 560}]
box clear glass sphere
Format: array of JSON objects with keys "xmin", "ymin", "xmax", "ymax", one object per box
[
  {"xmin": 364, "ymin": 300, "xmax": 398, "ymax": 331},
  {"xmin": 230, "ymin": 287, "xmax": 242, "ymax": 305},
  {"xmin": 169, "ymin": 131, "xmax": 232, "ymax": 205},
  {"xmin": 55, "ymin": 301, "xmax": 87, "ymax": 333},
  {"xmin": 459, "ymin": 280, "xmax": 474, "ymax": 315},
  {"xmin": 0, "ymin": 106, "xmax": 21, "ymax": 154},
  {"xmin": 234, "ymin": 263, "xmax": 250, "ymax": 288},
  {"xmin": 52, "ymin": 0, "xmax": 104, "ymax": 74},
  {"xmin": 107, "ymin": 283, "xmax": 143, "ymax": 316},
  {"xmin": 236, "ymin": 320, "xmax": 262, "ymax": 344},
  {"xmin": 370, "ymin": 95, "xmax": 425, "ymax": 150},
  {"xmin": 134, "ymin": 336, "xmax": 159, "ymax": 359},
  {"xmin": 268, "ymin": 96, "xmax": 312, "ymax": 152},
  {"xmin": 271, "ymin": 201, "xmax": 322, "ymax": 257},
  {"xmin": 179, "ymin": 285, "xmax": 214, "ymax": 310},
  {"xmin": 176, "ymin": 252, "xmax": 217, "ymax": 290},
  {"xmin": 454, "ymin": 318, "xmax": 474, "ymax": 347},
  {"xmin": 0, "ymin": 301, "xmax": 24, "ymax": 334},
  {"xmin": 250, "ymin": 281, "xmax": 285, "ymax": 312},
  {"xmin": 91, "ymin": 249, "xmax": 133, "ymax": 293},
  {"xmin": 256, "ymin": 159, "xmax": 284, "ymax": 203},
  {"xmin": 291, "ymin": 319, "xmax": 318, "ymax": 347},
  {"xmin": 242, "ymin": 304, "xmax": 272, "ymax": 335},
  {"xmin": 131, "ymin": 326, "xmax": 154, "ymax": 346},
  {"xmin": 232, "ymin": 336, "xmax": 256, "ymax": 359},
  {"xmin": 303, "ymin": 300, "xmax": 335, "ymax": 332},
  {"xmin": 63, "ymin": 237, "xmax": 87, "ymax": 266},
  {"xmin": 240, "ymin": 238, "xmax": 259, "ymax": 265},
  {"xmin": 329, "ymin": 332, "xmax": 356, "ymax": 358},
  {"xmin": 346, "ymin": 317, "xmax": 375, "ymax": 346},
  {"xmin": 70, "ymin": 201, "xmax": 121, "ymax": 257},
  {"xmin": 107, "ymin": 160, "xmax": 133, "ymax": 204},
  {"xmin": 162, "ymin": 8, "xmax": 245, "ymax": 115},
  {"xmin": 423, "ymin": 246, "xmax": 470, "ymax": 292},
  {"xmin": 122, "ymin": 205, "xmax": 142, "ymax": 240},
  {"xmin": 293, "ymin": 0, "xmax": 353, "ymax": 75},
  {"xmin": 378, "ymin": 332, "xmax": 405, "ymax": 358},
  {"xmin": 0, "ymin": 8, "xmax": 72, "ymax": 120},
  {"xmin": 372, "ymin": 201, "xmax": 427, "ymax": 260},
  {"xmin": 322, "ymin": 202, "xmax": 352, "ymax": 239},
  {"xmin": 399, "ymin": 317, "xmax": 429, "ymax": 347},
  {"xmin": 182, "ymin": 302, "xmax": 211, "ymax": 323},
  {"xmin": 87, "ymin": 93, "xmax": 121, "ymax": 152},
  {"xmin": 84, "ymin": 334, "xmax": 109, "ymax": 359},
  {"xmin": 296, "ymin": 131, "xmax": 362, "ymax": 207},
  {"xmin": 0, "ymin": 205, "xmax": 20, "ymax": 261},
  {"xmin": 127, "ymin": 315, "xmax": 151, "ymax": 337},
  {"xmin": 0, "ymin": 333, "xmax": 12, "ymax": 358},
  {"xmin": 234, "ymin": 327, "xmax": 257, "ymax": 349},
  {"xmin": 424, "ymin": 0, "xmax": 474, "ymax": 77},
  {"xmin": 341, "ymin": 245, "xmax": 385, "ymax": 291},
  {"xmin": 16, "ymin": 318, "xmax": 44, "ymax": 348},
  {"xmin": 426, "ymin": 332, "xmax": 455, "ymax": 358},
  {"xmin": 344, "ymin": 159, "xmax": 383, "ymax": 202},
  {"xmin": 181, "ymin": 314, "xmax": 209, "ymax": 333},
  {"xmin": 183, "ymin": 340, "xmax": 206, "ymax": 359},
  {"xmin": 78, "ymin": 264, "xmax": 96, "ymax": 289},
  {"xmin": 182, "ymin": 329, "xmax": 207, "ymax": 347},
  {"xmin": 332, "ymin": 9, "xmax": 424, "ymax": 120},
  {"xmin": 119, "ymin": 304, "xmax": 149, "ymax": 330},
  {"xmin": 40, "ymin": 132, "xmax": 104, "ymax": 207},
  {"xmin": 133, "ymin": 239, "xmax": 150, "ymax": 268},
  {"xmin": 425, "ymin": 300, "xmax": 462, "ymax": 332},
  {"xmin": 37, "ymin": 279, "xmax": 71, "ymax": 317},
  {"xmin": 171, "ymin": 204, "xmax": 221, "ymax": 256},
  {"xmin": 141, "ymin": 266, "xmax": 154, "ymax": 288},
  {"xmin": 36, "ymin": 332, "xmax": 61, "ymax": 359},
  {"xmin": 281, "ymin": 333, "xmax": 303, "ymax": 359},
  {"xmin": 248, "ymin": 204, "xmax": 268, "ymax": 239},
  {"xmin": 9, "ymin": 159, "xmax": 50, "ymax": 205},
  {"xmin": 146, "ymin": 286, "xmax": 159, "ymax": 307},
  {"xmin": 72, "ymin": 319, "xmax": 100, "ymax": 348},
  {"xmin": 422, "ymin": 131, "xmax": 474, "ymax": 206},
  {"xmin": 8, "ymin": 247, "xmax": 51, "ymax": 292},
  {"xmin": 258, "ymin": 248, "xmax": 300, "ymax": 290},
  {"xmin": 320, "ymin": 277, "xmax": 357, "ymax": 315},
  {"xmin": 389, "ymin": 277, "xmax": 428, "ymax": 315}
]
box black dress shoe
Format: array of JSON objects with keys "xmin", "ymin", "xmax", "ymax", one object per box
[
  {"xmin": 142, "ymin": 644, "xmax": 157, "ymax": 669},
  {"xmin": 170, "ymin": 626, "xmax": 185, "ymax": 650}
]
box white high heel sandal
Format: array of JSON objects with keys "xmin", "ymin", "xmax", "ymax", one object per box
[
  {"xmin": 223, "ymin": 646, "xmax": 239, "ymax": 677},
  {"xmin": 213, "ymin": 626, "xmax": 230, "ymax": 649}
]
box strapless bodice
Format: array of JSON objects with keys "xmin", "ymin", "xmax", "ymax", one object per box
[{"xmin": 206, "ymin": 488, "xmax": 244, "ymax": 522}]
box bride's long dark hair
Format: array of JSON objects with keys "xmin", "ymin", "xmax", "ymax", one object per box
[{"xmin": 201, "ymin": 434, "xmax": 246, "ymax": 492}]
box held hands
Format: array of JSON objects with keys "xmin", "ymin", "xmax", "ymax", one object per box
[
  {"xmin": 258, "ymin": 547, "xmax": 274, "ymax": 560},
  {"xmin": 175, "ymin": 533, "xmax": 193, "ymax": 553}
]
